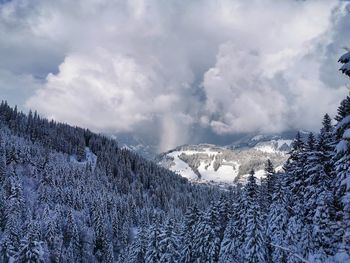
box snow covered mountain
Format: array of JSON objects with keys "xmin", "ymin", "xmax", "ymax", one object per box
[
  {"xmin": 112, "ymin": 133, "xmax": 157, "ymax": 160},
  {"xmin": 157, "ymin": 135, "xmax": 294, "ymax": 185}
]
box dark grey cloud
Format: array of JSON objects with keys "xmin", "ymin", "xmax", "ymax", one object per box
[{"xmin": 0, "ymin": 0, "xmax": 349, "ymax": 151}]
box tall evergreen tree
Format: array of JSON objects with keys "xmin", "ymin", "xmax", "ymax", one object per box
[
  {"xmin": 128, "ymin": 223, "xmax": 147, "ymax": 263},
  {"xmin": 16, "ymin": 221, "xmax": 46, "ymax": 263},
  {"xmin": 219, "ymin": 187, "xmax": 245, "ymax": 263},
  {"xmin": 159, "ymin": 218, "xmax": 179, "ymax": 263},
  {"xmin": 145, "ymin": 216, "xmax": 162, "ymax": 263},
  {"xmin": 0, "ymin": 136, "xmax": 6, "ymax": 183},
  {"xmin": 243, "ymin": 170, "xmax": 266, "ymax": 263},
  {"xmin": 267, "ymin": 173, "xmax": 289, "ymax": 263},
  {"xmin": 332, "ymin": 52, "xmax": 350, "ymax": 255},
  {"xmin": 339, "ymin": 50, "xmax": 350, "ymax": 77},
  {"xmin": 265, "ymin": 159, "xmax": 275, "ymax": 200},
  {"xmin": 180, "ymin": 206, "xmax": 199, "ymax": 263},
  {"xmin": 192, "ymin": 210, "xmax": 217, "ymax": 262}
]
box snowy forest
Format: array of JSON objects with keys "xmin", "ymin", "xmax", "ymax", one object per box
[{"xmin": 0, "ymin": 52, "xmax": 349, "ymax": 263}]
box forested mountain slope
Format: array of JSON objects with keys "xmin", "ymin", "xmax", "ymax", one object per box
[{"xmin": 0, "ymin": 102, "xmax": 219, "ymax": 262}]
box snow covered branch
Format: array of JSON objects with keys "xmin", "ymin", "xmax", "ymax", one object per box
[{"xmin": 270, "ymin": 243, "xmax": 310, "ymax": 263}]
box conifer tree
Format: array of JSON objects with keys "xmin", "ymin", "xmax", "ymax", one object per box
[
  {"xmin": 159, "ymin": 218, "xmax": 179, "ymax": 263},
  {"xmin": 93, "ymin": 210, "xmax": 110, "ymax": 262},
  {"xmin": 332, "ymin": 53, "xmax": 350, "ymax": 255},
  {"xmin": 145, "ymin": 216, "xmax": 162, "ymax": 263},
  {"xmin": 16, "ymin": 221, "xmax": 46, "ymax": 263},
  {"xmin": 129, "ymin": 223, "xmax": 147, "ymax": 263},
  {"xmin": 312, "ymin": 189, "xmax": 334, "ymax": 261},
  {"xmin": 192, "ymin": 211, "xmax": 217, "ymax": 262},
  {"xmin": 243, "ymin": 170, "xmax": 266, "ymax": 263},
  {"xmin": 0, "ymin": 214, "xmax": 20, "ymax": 262},
  {"xmin": 265, "ymin": 159, "xmax": 275, "ymax": 196},
  {"xmin": 219, "ymin": 187, "xmax": 245, "ymax": 263},
  {"xmin": 180, "ymin": 205, "xmax": 199, "ymax": 263},
  {"xmin": 0, "ymin": 136, "xmax": 6, "ymax": 183},
  {"xmin": 267, "ymin": 173, "xmax": 288, "ymax": 263},
  {"xmin": 339, "ymin": 50, "xmax": 350, "ymax": 77}
]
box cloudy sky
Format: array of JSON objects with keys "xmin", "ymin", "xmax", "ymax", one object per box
[{"xmin": 0, "ymin": 0, "xmax": 350, "ymax": 151}]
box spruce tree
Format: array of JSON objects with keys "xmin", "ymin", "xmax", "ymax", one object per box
[
  {"xmin": 145, "ymin": 216, "xmax": 162, "ymax": 263},
  {"xmin": 159, "ymin": 218, "xmax": 179, "ymax": 263},
  {"xmin": 0, "ymin": 137, "xmax": 6, "ymax": 183},
  {"xmin": 129, "ymin": 223, "xmax": 147, "ymax": 263},
  {"xmin": 243, "ymin": 170, "xmax": 266, "ymax": 263},
  {"xmin": 338, "ymin": 50, "xmax": 350, "ymax": 77},
  {"xmin": 267, "ymin": 173, "xmax": 288, "ymax": 263},
  {"xmin": 219, "ymin": 187, "xmax": 245, "ymax": 262},
  {"xmin": 312, "ymin": 189, "xmax": 334, "ymax": 261},
  {"xmin": 192, "ymin": 211, "xmax": 216, "ymax": 262},
  {"xmin": 180, "ymin": 206, "xmax": 199, "ymax": 263},
  {"xmin": 265, "ymin": 159, "xmax": 275, "ymax": 198},
  {"xmin": 16, "ymin": 221, "xmax": 46, "ymax": 263},
  {"xmin": 332, "ymin": 52, "xmax": 350, "ymax": 256}
]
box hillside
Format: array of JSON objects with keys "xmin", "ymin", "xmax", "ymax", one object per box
[
  {"xmin": 157, "ymin": 136, "xmax": 292, "ymax": 185},
  {"xmin": 0, "ymin": 101, "xmax": 219, "ymax": 262}
]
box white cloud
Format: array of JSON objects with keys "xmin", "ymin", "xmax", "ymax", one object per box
[
  {"xmin": 0, "ymin": 0, "xmax": 349, "ymax": 151},
  {"xmin": 27, "ymin": 49, "xmax": 185, "ymax": 129},
  {"xmin": 202, "ymin": 1, "xmax": 349, "ymax": 135}
]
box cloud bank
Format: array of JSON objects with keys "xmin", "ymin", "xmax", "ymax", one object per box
[{"xmin": 0, "ymin": 0, "xmax": 350, "ymax": 151}]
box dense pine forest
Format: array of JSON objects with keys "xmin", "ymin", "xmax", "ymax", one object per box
[{"xmin": 0, "ymin": 52, "xmax": 349, "ymax": 263}]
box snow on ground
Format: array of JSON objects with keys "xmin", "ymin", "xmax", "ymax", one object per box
[
  {"xmin": 85, "ymin": 147, "xmax": 97, "ymax": 170},
  {"xmin": 239, "ymin": 169, "xmax": 266, "ymax": 184},
  {"xmin": 276, "ymin": 139, "xmax": 293, "ymax": 148},
  {"xmin": 275, "ymin": 165, "xmax": 284, "ymax": 172},
  {"xmin": 161, "ymin": 141, "xmax": 289, "ymax": 185},
  {"xmin": 336, "ymin": 140, "xmax": 348, "ymax": 153},
  {"xmin": 254, "ymin": 144, "xmax": 277, "ymax": 154},
  {"xmin": 197, "ymin": 158, "xmax": 239, "ymax": 183},
  {"xmin": 166, "ymin": 150, "xmax": 197, "ymax": 180},
  {"xmin": 251, "ymin": 135, "xmax": 265, "ymax": 141},
  {"xmin": 69, "ymin": 147, "xmax": 97, "ymax": 171},
  {"xmin": 254, "ymin": 139, "xmax": 292, "ymax": 154},
  {"xmin": 343, "ymin": 128, "xmax": 350, "ymax": 139},
  {"xmin": 166, "ymin": 149, "xmax": 238, "ymax": 183}
]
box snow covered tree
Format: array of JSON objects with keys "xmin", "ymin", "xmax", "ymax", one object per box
[
  {"xmin": 159, "ymin": 218, "xmax": 179, "ymax": 263},
  {"xmin": 16, "ymin": 221, "xmax": 46, "ymax": 263},
  {"xmin": 265, "ymin": 159, "xmax": 275, "ymax": 196},
  {"xmin": 63, "ymin": 209, "xmax": 74, "ymax": 246},
  {"xmin": 267, "ymin": 173, "xmax": 288, "ymax": 263},
  {"xmin": 76, "ymin": 141, "xmax": 86, "ymax": 162},
  {"xmin": 260, "ymin": 159, "xmax": 276, "ymax": 227},
  {"xmin": 192, "ymin": 211, "xmax": 218, "ymax": 262},
  {"xmin": 333, "ymin": 52, "xmax": 350, "ymax": 254},
  {"xmin": 286, "ymin": 132, "xmax": 306, "ymax": 200},
  {"xmin": 45, "ymin": 219, "xmax": 62, "ymax": 263},
  {"xmin": 243, "ymin": 170, "xmax": 266, "ymax": 263},
  {"xmin": 179, "ymin": 205, "xmax": 199, "ymax": 263},
  {"xmin": 92, "ymin": 209, "xmax": 112, "ymax": 262},
  {"xmin": 145, "ymin": 216, "xmax": 162, "ymax": 263},
  {"xmin": 331, "ymin": 52, "xmax": 350, "ymax": 256},
  {"xmin": 339, "ymin": 50, "xmax": 350, "ymax": 77},
  {"xmin": 0, "ymin": 100, "xmax": 219, "ymax": 262},
  {"xmin": 219, "ymin": 186, "xmax": 245, "ymax": 263},
  {"xmin": 0, "ymin": 214, "xmax": 21, "ymax": 262},
  {"xmin": 128, "ymin": 223, "xmax": 147, "ymax": 263},
  {"xmin": 311, "ymin": 189, "xmax": 335, "ymax": 261},
  {"xmin": 0, "ymin": 136, "xmax": 6, "ymax": 183}
]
